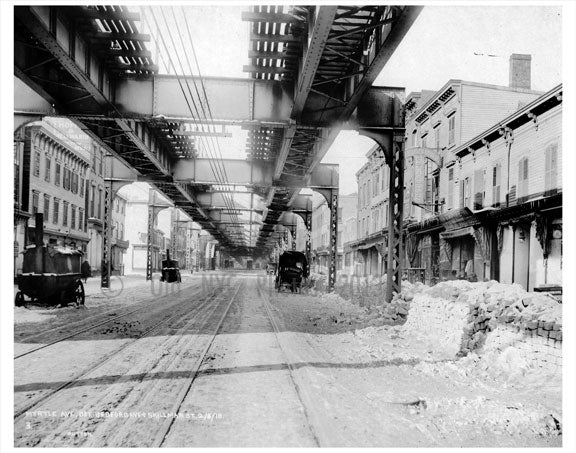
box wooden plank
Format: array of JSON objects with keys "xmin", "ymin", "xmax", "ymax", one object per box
[
  {"xmin": 242, "ymin": 11, "xmax": 300, "ymax": 23},
  {"xmin": 243, "ymin": 65, "xmax": 290, "ymax": 74},
  {"xmin": 249, "ymin": 32, "xmax": 301, "ymax": 43}
]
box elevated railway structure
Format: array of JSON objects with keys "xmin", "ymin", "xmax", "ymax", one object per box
[{"xmin": 14, "ymin": 4, "xmax": 422, "ymax": 299}]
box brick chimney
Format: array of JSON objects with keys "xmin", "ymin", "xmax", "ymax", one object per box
[{"xmin": 509, "ymin": 54, "xmax": 531, "ymax": 89}]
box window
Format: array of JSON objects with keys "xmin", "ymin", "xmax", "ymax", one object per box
[
  {"xmin": 79, "ymin": 177, "xmax": 85, "ymax": 197},
  {"xmin": 545, "ymin": 143, "xmax": 558, "ymax": 192},
  {"xmin": 447, "ymin": 167, "xmax": 454, "ymax": 209},
  {"xmin": 53, "ymin": 199, "xmax": 60, "ymax": 224},
  {"xmin": 421, "ymin": 133, "xmax": 428, "ymax": 148},
  {"xmin": 33, "ymin": 150, "xmax": 41, "ymax": 177},
  {"xmin": 92, "ymin": 145, "xmax": 98, "ymax": 171},
  {"xmin": 473, "ymin": 169, "xmax": 485, "ymax": 210},
  {"xmin": 43, "ymin": 195, "xmax": 50, "ymax": 220},
  {"xmin": 63, "ymin": 201, "xmax": 69, "ymax": 227},
  {"xmin": 98, "ymin": 150, "xmax": 103, "ymax": 175},
  {"xmin": 460, "ymin": 177, "xmax": 470, "ymax": 208},
  {"xmin": 90, "ymin": 185, "xmax": 95, "ymax": 217},
  {"xmin": 98, "ymin": 188, "xmax": 103, "ymax": 218},
  {"xmin": 63, "ymin": 167, "xmax": 69, "ymax": 190},
  {"xmin": 32, "ymin": 192, "xmax": 39, "ymax": 215},
  {"xmin": 71, "ymin": 205, "xmax": 76, "ymax": 230},
  {"xmin": 381, "ymin": 167, "xmax": 386, "ymax": 191},
  {"xmin": 424, "ymin": 160, "xmax": 433, "ymax": 205},
  {"xmin": 374, "ymin": 172, "xmax": 380, "ymax": 195},
  {"xmin": 517, "ymin": 157, "xmax": 529, "ymax": 198},
  {"xmin": 492, "ymin": 164, "xmax": 501, "ymax": 207},
  {"xmin": 55, "ymin": 163, "xmax": 61, "ymax": 186},
  {"xmin": 434, "ymin": 125, "xmax": 440, "ymax": 149},
  {"xmin": 44, "ymin": 157, "xmax": 51, "ymax": 182},
  {"xmin": 78, "ymin": 209, "xmax": 84, "ymax": 231},
  {"xmin": 448, "ymin": 114, "xmax": 456, "ymax": 145},
  {"xmin": 412, "ymin": 130, "xmax": 417, "ymax": 147},
  {"xmin": 71, "ymin": 171, "xmax": 78, "ymax": 194}
]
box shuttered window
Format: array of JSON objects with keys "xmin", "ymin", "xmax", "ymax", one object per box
[
  {"xmin": 55, "ymin": 163, "xmax": 61, "ymax": 186},
  {"xmin": 545, "ymin": 143, "xmax": 558, "ymax": 192},
  {"xmin": 473, "ymin": 169, "xmax": 485, "ymax": 210},
  {"xmin": 43, "ymin": 195, "xmax": 50, "ymax": 220},
  {"xmin": 492, "ymin": 163, "xmax": 501, "ymax": 207},
  {"xmin": 63, "ymin": 201, "xmax": 69, "ymax": 227},
  {"xmin": 517, "ymin": 157, "xmax": 529, "ymax": 198},
  {"xmin": 33, "ymin": 151, "xmax": 41, "ymax": 177},
  {"xmin": 448, "ymin": 115, "xmax": 455, "ymax": 145},
  {"xmin": 44, "ymin": 157, "xmax": 51, "ymax": 182},
  {"xmin": 32, "ymin": 192, "xmax": 39, "ymax": 215},
  {"xmin": 447, "ymin": 167, "xmax": 454, "ymax": 209},
  {"xmin": 53, "ymin": 199, "xmax": 59, "ymax": 224}
]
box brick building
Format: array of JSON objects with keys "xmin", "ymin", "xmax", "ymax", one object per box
[
  {"xmin": 14, "ymin": 122, "xmax": 90, "ymax": 275},
  {"xmin": 310, "ymin": 192, "xmax": 356, "ymax": 275}
]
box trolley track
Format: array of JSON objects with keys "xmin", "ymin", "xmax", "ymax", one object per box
[
  {"xmin": 254, "ymin": 283, "xmax": 323, "ymax": 446},
  {"xmin": 150, "ymin": 283, "xmax": 242, "ymax": 447},
  {"xmin": 14, "ymin": 284, "xmax": 222, "ymax": 420},
  {"xmin": 30, "ymin": 282, "xmax": 243, "ymax": 448},
  {"xmin": 15, "ymin": 280, "xmax": 203, "ymax": 359}
]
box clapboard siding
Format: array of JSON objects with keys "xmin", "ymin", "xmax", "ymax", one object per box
[
  {"xmin": 460, "ymin": 84, "xmax": 542, "ymax": 143},
  {"xmin": 457, "ymin": 104, "xmax": 562, "ymax": 209}
]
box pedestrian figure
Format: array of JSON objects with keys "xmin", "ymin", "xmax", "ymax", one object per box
[{"xmin": 81, "ymin": 260, "xmax": 91, "ymax": 283}]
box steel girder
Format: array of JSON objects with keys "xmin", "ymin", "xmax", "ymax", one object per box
[
  {"xmin": 114, "ymin": 76, "xmax": 293, "ymax": 125},
  {"xmin": 247, "ymin": 6, "xmax": 421, "ymax": 255},
  {"xmin": 14, "ymin": 5, "xmax": 244, "ymax": 251}
]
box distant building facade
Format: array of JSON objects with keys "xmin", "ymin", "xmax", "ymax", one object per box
[
  {"xmin": 311, "ymin": 192, "xmax": 357, "ymax": 275},
  {"xmin": 14, "ymin": 122, "xmax": 91, "ymax": 275}
]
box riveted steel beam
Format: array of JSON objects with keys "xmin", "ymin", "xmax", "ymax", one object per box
[
  {"xmin": 114, "ymin": 75, "xmax": 293, "ymax": 123},
  {"xmin": 172, "ymin": 158, "xmax": 273, "ymax": 186}
]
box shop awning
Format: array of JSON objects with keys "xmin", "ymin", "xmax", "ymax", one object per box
[{"xmin": 440, "ymin": 226, "xmax": 475, "ymax": 239}]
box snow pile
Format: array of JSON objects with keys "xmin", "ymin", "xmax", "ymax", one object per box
[
  {"xmin": 14, "ymin": 307, "xmax": 57, "ymax": 324},
  {"xmin": 401, "ymin": 284, "xmax": 471, "ymax": 357},
  {"xmin": 400, "ymin": 280, "xmax": 563, "ymax": 379}
]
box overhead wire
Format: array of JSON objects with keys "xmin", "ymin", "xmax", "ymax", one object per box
[
  {"xmin": 162, "ymin": 6, "xmax": 244, "ymax": 243},
  {"xmin": 177, "ymin": 5, "xmax": 249, "ymax": 245},
  {"xmin": 146, "ymin": 6, "xmax": 245, "ymax": 248}
]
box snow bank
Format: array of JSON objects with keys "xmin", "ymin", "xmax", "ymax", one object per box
[
  {"xmin": 401, "ymin": 286, "xmax": 471, "ymax": 357},
  {"xmin": 14, "ymin": 307, "xmax": 57, "ymax": 324},
  {"xmin": 398, "ymin": 280, "xmax": 563, "ymax": 376}
]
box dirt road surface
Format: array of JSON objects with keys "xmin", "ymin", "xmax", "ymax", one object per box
[{"xmin": 13, "ymin": 272, "xmax": 562, "ymax": 448}]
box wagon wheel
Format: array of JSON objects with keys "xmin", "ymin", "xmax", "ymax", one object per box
[
  {"xmin": 74, "ymin": 281, "xmax": 85, "ymax": 307},
  {"xmin": 15, "ymin": 291, "xmax": 25, "ymax": 307}
]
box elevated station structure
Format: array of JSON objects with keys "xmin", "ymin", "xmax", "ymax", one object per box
[{"xmin": 14, "ymin": 5, "xmax": 422, "ymax": 298}]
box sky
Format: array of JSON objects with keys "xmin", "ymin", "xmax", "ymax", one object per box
[{"xmin": 136, "ymin": 4, "xmax": 563, "ymax": 195}]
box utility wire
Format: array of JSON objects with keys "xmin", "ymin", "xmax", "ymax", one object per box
[{"xmin": 147, "ymin": 7, "xmax": 244, "ymax": 246}]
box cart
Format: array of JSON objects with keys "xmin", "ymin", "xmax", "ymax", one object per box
[
  {"xmin": 275, "ymin": 251, "xmax": 308, "ymax": 293},
  {"xmin": 160, "ymin": 249, "xmax": 182, "ymax": 283},
  {"xmin": 15, "ymin": 244, "xmax": 85, "ymax": 307}
]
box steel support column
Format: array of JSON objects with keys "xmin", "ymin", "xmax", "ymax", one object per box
[
  {"xmin": 328, "ymin": 190, "xmax": 339, "ymax": 290},
  {"xmin": 359, "ymin": 128, "xmax": 405, "ymax": 302},
  {"xmin": 170, "ymin": 209, "xmax": 178, "ymax": 259},
  {"xmin": 146, "ymin": 189, "xmax": 171, "ymax": 281},
  {"xmin": 101, "ymin": 181, "xmax": 113, "ymax": 288},
  {"xmin": 305, "ymin": 212, "xmax": 312, "ymax": 270},
  {"xmin": 101, "ymin": 156, "xmax": 132, "ymax": 288}
]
